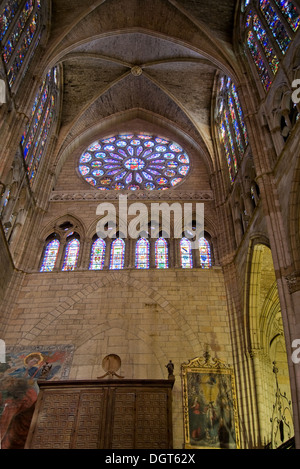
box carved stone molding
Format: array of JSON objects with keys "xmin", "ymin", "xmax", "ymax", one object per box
[
  {"xmin": 49, "ymin": 190, "xmax": 214, "ymax": 202},
  {"xmin": 285, "ymin": 271, "xmax": 300, "ymax": 294}
]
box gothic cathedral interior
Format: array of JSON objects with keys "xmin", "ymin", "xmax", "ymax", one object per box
[{"xmin": 0, "ymin": 0, "xmax": 300, "ymax": 450}]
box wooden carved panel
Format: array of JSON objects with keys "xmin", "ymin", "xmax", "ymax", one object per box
[
  {"xmin": 111, "ymin": 391, "xmax": 136, "ymax": 449},
  {"xmin": 25, "ymin": 379, "xmax": 174, "ymax": 449},
  {"xmin": 72, "ymin": 391, "xmax": 106, "ymax": 449},
  {"xmin": 136, "ymin": 392, "xmax": 169, "ymax": 449},
  {"xmin": 29, "ymin": 391, "xmax": 80, "ymax": 449}
]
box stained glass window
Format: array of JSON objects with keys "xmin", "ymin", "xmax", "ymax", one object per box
[
  {"xmin": 0, "ymin": 0, "xmax": 21, "ymax": 41},
  {"xmin": 20, "ymin": 67, "xmax": 58, "ymax": 185},
  {"xmin": 40, "ymin": 239, "xmax": 60, "ymax": 272},
  {"xmin": 247, "ymin": 30, "xmax": 273, "ymax": 90},
  {"xmin": 244, "ymin": 1, "xmax": 299, "ymax": 90},
  {"xmin": 110, "ymin": 239, "xmax": 125, "ymax": 270},
  {"xmin": 217, "ymin": 76, "xmax": 249, "ymax": 183},
  {"xmin": 1, "ymin": 0, "xmax": 42, "ymax": 88},
  {"xmin": 199, "ymin": 238, "xmax": 212, "ymax": 269},
  {"xmin": 274, "ymin": 0, "xmax": 300, "ymax": 32},
  {"xmin": 78, "ymin": 134, "xmax": 190, "ymax": 191},
  {"xmin": 135, "ymin": 238, "xmax": 150, "ymax": 269},
  {"xmin": 89, "ymin": 238, "xmax": 106, "ymax": 270},
  {"xmin": 180, "ymin": 238, "xmax": 193, "ymax": 269},
  {"xmin": 259, "ymin": 0, "xmax": 291, "ymax": 54},
  {"xmin": 155, "ymin": 238, "xmax": 168, "ymax": 269},
  {"xmin": 62, "ymin": 238, "xmax": 80, "ymax": 271}
]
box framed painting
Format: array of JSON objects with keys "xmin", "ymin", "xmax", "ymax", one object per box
[{"xmin": 181, "ymin": 354, "xmax": 240, "ymax": 449}]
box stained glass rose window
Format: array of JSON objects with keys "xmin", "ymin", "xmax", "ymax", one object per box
[{"xmin": 78, "ymin": 134, "xmax": 190, "ymax": 191}]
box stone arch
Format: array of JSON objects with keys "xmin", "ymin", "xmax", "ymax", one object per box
[
  {"xmin": 245, "ymin": 240, "xmax": 293, "ymax": 446},
  {"xmin": 17, "ymin": 272, "xmax": 200, "ymax": 355}
]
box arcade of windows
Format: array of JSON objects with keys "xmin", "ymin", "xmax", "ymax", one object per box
[
  {"xmin": 243, "ymin": 0, "xmax": 299, "ymax": 91},
  {"xmin": 0, "ymin": 0, "xmax": 43, "ymax": 89},
  {"xmin": 39, "ymin": 235, "xmax": 213, "ymax": 273}
]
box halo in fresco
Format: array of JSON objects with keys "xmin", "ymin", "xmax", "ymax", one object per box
[{"xmin": 78, "ymin": 134, "xmax": 191, "ymax": 191}]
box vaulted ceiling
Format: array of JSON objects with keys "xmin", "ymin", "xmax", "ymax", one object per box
[{"xmin": 39, "ymin": 0, "xmax": 240, "ymax": 175}]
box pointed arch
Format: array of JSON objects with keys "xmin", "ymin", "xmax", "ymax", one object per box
[
  {"xmin": 155, "ymin": 238, "xmax": 168, "ymax": 269},
  {"xmin": 40, "ymin": 236, "xmax": 60, "ymax": 272},
  {"xmin": 109, "ymin": 238, "xmax": 125, "ymax": 270},
  {"xmin": 62, "ymin": 236, "xmax": 80, "ymax": 271},
  {"xmin": 89, "ymin": 237, "xmax": 106, "ymax": 271},
  {"xmin": 199, "ymin": 237, "xmax": 212, "ymax": 269},
  {"xmin": 180, "ymin": 238, "xmax": 193, "ymax": 269},
  {"xmin": 135, "ymin": 238, "xmax": 150, "ymax": 270}
]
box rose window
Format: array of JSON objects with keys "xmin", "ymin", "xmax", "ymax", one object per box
[{"xmin": 78, "ymin": 134, "xmax": 190, "ymax": 191}]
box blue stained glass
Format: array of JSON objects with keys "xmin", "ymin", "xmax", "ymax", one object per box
[
  {"xmin": 0, "ymin": 0, "xmax": 21, "ymax": 41},
  {"xmin": 274, "ymin": 0, "xmax": 299, "ymax": 32},
  {"xmin": 252, "ymin": 13, "xmax": 279, "ymax": 75},
  {"xmin": 102, "ymin": 137, "xmax": 115, "ymax": 143},
  {"xmin": 260, "ymin": 0, "xmax": 291, "ymax": 54},
  {"xmin": 89, "ymin": 143, "xmax": 102, "ymax": 151},
  {"xmin": 79, "ymin": 166, "xmax": 90, "ymax": 176},
  {"xmin": 247, "ymin": 31, "xmax": 272, "ymax": 90},
  {"xmin": 89, "ymin": 238, "xmax": 106, "ymax": 270},
  {"xmin": 62, "ymin": 239, "xmax": 80, "ymax": 271},
  {"xmin": 118, "ymin": 149, "xmax": 128, "ymax": 158},
  {"xmin": 142, "ymin": 172, "xmax": 153, "ymax": 181},
  {"xmin": 127, "ymin": 146, "xmax": 134, "ymax": 156},
  {"xmin": 156, "ymin": 146, "xmax": 167, "ymax": 152},
  {"xmin": 110, "ymin": 239, "xmax": 125, "ymax": 270},
  {"xmin": 199, "ymin": 238, "xmax": 212, "ymax": 269},
  {"xmin": 137, "ymin": 146, "xmax": 144, "ymax": 156},
  {"xmin": 180, "ymin": 238, "xmax": 193, "ymax": 269},
  {"xmin": 107, "ymin": 169, "xmax": 121, "ymax": 176},
  {"xmin": 80, "ymin": 153, "xmax": 92, "ymax": 163},
  {"xmin": 135, "ymin": 238, "xmax": 150, "ymax": 269},
  {"xmin": 79, "ymin": 134, "xmax": 190, "ymax": 190},
  {"xmin": 40, "ymin": 239, "xmax": 60, "ymax": 272},
  {"xmin": 231, "ymin": 83, "xmax": 249, "ymax": 145},
  {"xmin": 115, "ymin": 171, "xmax": 127, "ymax": 181},
  {"xmin": 21, "ymin": 67, "xmax": 58, "ymax": 184},
  {"xmin": 155, "ymin": 238, "xmax": 168, "ymax": 269},
  {"xmin": 116, "ymin": 140, "xmax": 127, "ymax": 147}
]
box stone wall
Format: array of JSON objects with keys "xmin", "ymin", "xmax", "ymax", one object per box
[{"xmin": 3, "ymin": 266, "xmax": 232, "ymax": 448}]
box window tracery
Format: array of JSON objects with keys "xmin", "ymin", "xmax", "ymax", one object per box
[
  {"xmin": 180, "ymin": 238, "xmax": 193, "ymax": 269},
  {"xmin": 109, "ymin": 238, "xmax": 125, "ymax": 270},
  {"xmin": 20, "ymin": 66, "xmax": 59, "ymax": 185},
  {"xmin": 243, "ymin": 0, "xmax": 300, "ymax": 90},
  {"xmin": 155, "ymin": 238, "xmax": 168, "ymax": 269},
  {"xmin": 62, "ymin": 237, "xmax": 80, "ymax": 272},
  {"xmin": 40, "ymin": 237, "xmax": 60, "ymax": 272},
  {"xmin": 89, "ymin": 238, "xmax": 106, "ymax": 271},
  {"xmin": 78, "ymin": 134, "xmax": 191, "ymax": 191},
  {"xmin": 216, "ymin": 76, "xmax": 249, "ymax": 183},
  {"xmin": 0, "ymin": 0, "xmax": 42, "ymax": 88},
  {"xmin": 135, "ymin": 238, "xmax": 150, "ymax": 269}
]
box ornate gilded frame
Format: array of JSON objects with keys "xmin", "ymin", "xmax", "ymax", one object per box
[{"xmin": 181, "ymin": 353, "xmax": 240, "ymax": 449}]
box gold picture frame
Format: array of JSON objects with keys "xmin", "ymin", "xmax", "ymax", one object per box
[{"xmin": 181, "ymin": 353, "xmax": 240, "ymax": 449}]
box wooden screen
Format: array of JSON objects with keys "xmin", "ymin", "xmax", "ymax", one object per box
[{"xmin": 25, "ymin": 379, "xmax": 174, "ymax": 449}]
